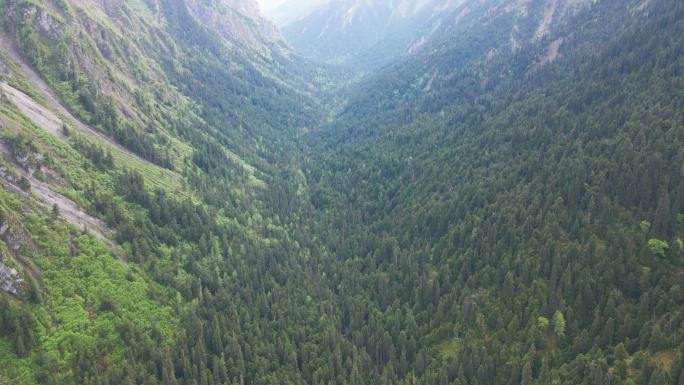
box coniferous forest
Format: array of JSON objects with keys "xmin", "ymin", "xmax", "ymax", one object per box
[{"xmin": 0, "ymin": 0, "xmax": 683, "ymax": 384}]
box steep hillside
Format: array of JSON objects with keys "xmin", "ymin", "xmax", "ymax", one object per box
[
  {"xmin": 1, "ymin": 0, "xmax": 329, "ymax": 170},
  {"xmin": 0, "ymin": 0, "xmax": 341, "ymax": 384},
  {"xmin": 303, "ymin": 0, "xmax": 684, "ymax": 383}
]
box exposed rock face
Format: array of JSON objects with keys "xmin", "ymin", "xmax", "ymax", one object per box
[
  {"xmin": 0, "ymin": 259, "xmax": 22, "ymax": 295},
  {"xmin": 0, "ymin": 216, "xmax": 29, "ymax": 253},
  {"xmin": 184, "ymin": 0, "xmax": 283, "ymax": 50},
  {"xmin": 222, "ymin": 0, "xmax": 261, "ymax": 20},
  {"xmin": 8, "ymin": 4, "xmax": 66, "ymax": 41},
  {"xmin": 4, "ymin": 138, "xmax": 44, "ymax": 176},
  {"xmin": 0, "ymin": 165, "xmax": 18, "ymax": 183}
]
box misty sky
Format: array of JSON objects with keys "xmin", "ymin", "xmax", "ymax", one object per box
[{"xmin": 257, "ymin": 0, "xmax": 330, "ymax": 26}]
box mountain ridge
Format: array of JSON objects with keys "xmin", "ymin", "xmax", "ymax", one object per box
[{"xmin": 280, "ymin": 0, "xmax": 594, "ymax": 70}]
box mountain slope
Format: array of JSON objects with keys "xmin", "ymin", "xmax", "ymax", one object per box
[
  {"xmin": 0, "ymin": 0, "xmax": 683, "ymax": 384},
  {"xmin": 303, "ymin": 0, "xmax": 684, "ymax": 383},
  {"xmin": 0, "ymin": 0, "xmax": 343, "ymax": 384}
]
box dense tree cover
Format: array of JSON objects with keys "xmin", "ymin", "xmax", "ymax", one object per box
[
  {"xmin": 71, "ymin": 136, "xmax": 114, "ymax": 170},
  {"xmin": 0, "ymin": 295, "xmax": 35, "ymax": 357},
  {"xmin": 302, "ymin": 0, "xmax": 684, "ymax": 383},
  {"xmin": 0, "ymin": 0, "xmax": 683, "ymax": 384}
]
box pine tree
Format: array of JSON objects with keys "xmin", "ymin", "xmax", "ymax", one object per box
[
  {"xmin": 14, "ymin": 325, "xmax": 27, "ymax": 357},
  {"xmin": 520, "ymin": 361, "xmax": 532, "ymax": 385},
  {"xmin": 601, "ymin": 318, "xmax": 615, "ymax": 348},
  {"xmin": 653, "ymin": 190, "xmax": 673, "ymax": 236},
  {"xmin": 552, "ymin": 311, "xmax": 566, "ymax": 338},
  {"xmin": 18, "ymin": 176, "xmax": 31, "ymax": 192},
  {"xmin": 650, "ymin": 366, "xmax": 671, "ymax": 385},
  {"xmin": 162, "ymin": 348, "xmax": 179, "ymax": 385},
  {"xmin": 672, "ymin": 352, "xmax": 683, "ymax": 385}
]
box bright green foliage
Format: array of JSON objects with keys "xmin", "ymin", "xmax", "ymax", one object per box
[
  {"xmin": 537, "ymin": 317, "xmax": 550, "ymax": 330},
  {"xmin": 552, "ymin": 311, "xmax": 566, "ymax": 337},
  {"xmin": 640, "ymin": 221, "xmax": 652, "ymax": 232},
  {"xmin": 648, "ymin": 239, "xmax": 670, "ymax": 258},
  {"xmin": 0, "ymin": 188, "xmax": 179, "ymax": 384},
  {"xmin": 0, "ymin": 339, "xmax": 35, "ymax": 385}
]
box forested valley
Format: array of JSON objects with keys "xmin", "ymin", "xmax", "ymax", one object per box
[{"xmin": 0, "ymin": 0, "xmax": 683, "ymax": 384}]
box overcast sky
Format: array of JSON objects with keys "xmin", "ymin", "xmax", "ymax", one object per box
[{"xmin": 257, "ymin": 0, "xmax": 330, "ymax": 26}]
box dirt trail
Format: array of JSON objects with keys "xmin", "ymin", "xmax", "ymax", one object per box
[{"xmin": 0, "ymin": 32, "xmax": 160, "ymax": 166}]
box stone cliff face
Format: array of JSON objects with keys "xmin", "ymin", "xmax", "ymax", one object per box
[
  {"xmin": 0, "ymin": 260, "xmax": 21, "ymax": 295},
  {"xmin": 184, "ymin": 0, "xmax": 284, "ymax": 50}
]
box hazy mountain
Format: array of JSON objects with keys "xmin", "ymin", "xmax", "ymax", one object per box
[
  {"xmin": 185, "ymin": 0, "xmax": 284, "ymax": 49},
  {"xmin": 280, "ymin": 0, "xmax": 585, "ymax": 69},
  {"xmin": 281, "ymin": 0, "xmax": 467, "ymax": 67},
  {"xmin": 264, "ymin": 0, "xmax": 330, "ymax": 26}
]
